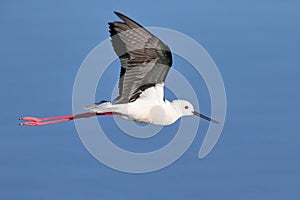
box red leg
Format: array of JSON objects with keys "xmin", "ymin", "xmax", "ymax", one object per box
[{"xmin": 19, "ymin": 112, "xmax": 113, "ymax": 126}]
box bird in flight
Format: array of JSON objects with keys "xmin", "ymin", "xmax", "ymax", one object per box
[{"xmin": 19, "ymin": 12, "xmax": 219, "ymax": 126}]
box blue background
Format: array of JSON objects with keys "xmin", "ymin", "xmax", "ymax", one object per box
[{"xmin": 1, "ymin": 0, "xmax": 300, "ymax": 199}]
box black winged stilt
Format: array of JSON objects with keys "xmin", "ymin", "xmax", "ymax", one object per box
[{"xmin": 19, "ymin": 12, "xmax": 219, "ymax": 126}]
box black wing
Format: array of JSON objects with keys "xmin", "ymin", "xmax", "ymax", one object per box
[{"xmin": 109, "ymin": 12, "xmax": 172, "ymax": 104}]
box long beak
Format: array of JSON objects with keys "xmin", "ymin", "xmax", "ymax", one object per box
[{"xmin": 192, "ymin": 111, "xmax": 219, "ymax": 124}]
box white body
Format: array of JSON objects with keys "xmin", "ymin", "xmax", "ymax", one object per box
[{"xmin": 85, "ymin": 84, "xmax": 195, "ymax": 125}]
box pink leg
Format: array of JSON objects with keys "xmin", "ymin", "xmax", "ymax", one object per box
[
  {"xmin": 19, "ymin": 112, "xmax": 113, "ymax": 126},
  {"xmin": 20, "ymin": 118, "xmax": 70, "ymax": 126}
]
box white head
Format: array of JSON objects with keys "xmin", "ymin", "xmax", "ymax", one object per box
[
  {"xmin": 171, "ymin": 100, "xmax": 195, "ymax": 116},
  {"xmin": 171, "ymin": 100, "xmax": 219, "ymax": 124}
]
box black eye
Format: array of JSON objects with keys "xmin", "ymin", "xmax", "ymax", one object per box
[{"xmin": 184, "ymin": 106, "xmax": 189, "ymax": 109}]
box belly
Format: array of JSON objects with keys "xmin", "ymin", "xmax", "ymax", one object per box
[
  {"xmin": 112, "ymin": 100, "xmax": 178, "ymax": 125},
  {"xmin": 126, "ymin": 105, "xmax": 176, "ymax": 125}
]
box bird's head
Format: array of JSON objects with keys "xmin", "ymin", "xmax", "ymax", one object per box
[{"xmin": 171, "ymin": 100, "xmax": 219, "ymax": 124}]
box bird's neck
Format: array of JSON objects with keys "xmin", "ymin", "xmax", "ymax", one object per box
[{"xmin": 162, "ymin": 100, "xmax": 182, "ymax": 123}]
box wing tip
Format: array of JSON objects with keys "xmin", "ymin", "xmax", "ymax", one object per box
[
  {"xmin": 113, "ymin": 11, "xmax": 121, "ymax": 16},
  {"xmin": 112, "ymin": 11, "xmax": 143, "ymax": 28},
  {"xmin": 113, "ymin": 11, "xmax": 126, "ymax": 20}
]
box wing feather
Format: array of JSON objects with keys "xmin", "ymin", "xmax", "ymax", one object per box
[{"xmin": 109, "ymin": 12, "xmax": 172, "ymax": 104}]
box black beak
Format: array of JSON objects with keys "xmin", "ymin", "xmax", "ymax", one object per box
[{"xmin": 192, "ymin": 111, "xmax": 220, "ymax": 124}]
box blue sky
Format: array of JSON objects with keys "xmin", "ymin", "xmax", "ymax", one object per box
[{"xmin": 1, "ymin": 0, "xmax": 300, "ymax": 199}]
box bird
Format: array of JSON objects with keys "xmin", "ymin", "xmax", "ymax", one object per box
[{"xmin": 19, "ymin": 11, "xmax": 219, "ymax": 126}]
